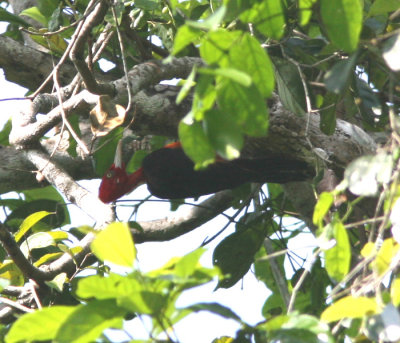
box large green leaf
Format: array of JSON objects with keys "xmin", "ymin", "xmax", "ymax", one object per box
[
  {"xmin": 0, "ymin": 7, "xmax": 30, "ymax": 27},
  {"xmin": 368, "ymin": 0, "xmax": 400, "ymax": 16},
  {"xmin": 217, "ymin": 79, "xmax": 269, "ymax": 136},
  {"xmin": 324, "ymin": 54, "xmax": 358, "ymax": 94},
  {"xmin": 15, "ymin": 210, "xmax": 53, "ymax": 242},
  {"xmin": 91, "ymin": 222, "xmax": 136, "ymax": 268},
  {"xmin": 55, "ymin": 299, "xmax": 125, "ymax": 343},
  {"xmin": 200, "ymin": 30, "xmax": 242, "ymax": 65},
  {"xmin": 323, "ymin": 220, "xmax": 351, "ymax": 282},
  {"xmin": 320, "ymin": 0, "xmax": 362, "ymax": 52},
  {"xmin": 273, "ymin": 58, "xmax": 307, "ymax": 115},
  {"xmin": 240, "ymin": 0, "xmax": 285, "ymax": 39},
  {"xmin": 321, "ymin": 296, "xmax": 377, "ymax": 323},
  {"xmin": 204, "ymin": 109, "xmax": 243, "ymax": 160},
  {"xmin": 178, "ymin": 117, "xmax": 215, "ymax": 169},
  {"xmin": 213, "ymin": 215, "xmax": 267, "ymax": 288},
  {"xmin": 228, "ymin": 33, "xmax": 275, "ymax": 97},
  {"xmin": 5, "ymin": 306, "xmax": 76, "ymax": 343}
]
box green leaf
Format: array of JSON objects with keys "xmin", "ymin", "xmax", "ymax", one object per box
[
  {"xmin": 37, "ymin": 0, "xmax": 59, "ymax": 18},
  {"xmin": 91, "ymin": 222, "xmax": 136, "ymax": 268},
  {"xmin": 200, "ymin": 30, "xmax": 242, "ymax": 66},
  {"xmin": 20, "ymin": 7, "xmax": 48, "ymax": 26},
  {"xmin": 0, "ymin": 8, "xmax": 30, "ymax": 27},
  {"xmin": 298, "ymin": 0, "xmax": 317, "ymax": 26},
  {"xmin": 273, "ymin": 58, "xmax": 307, "ymax": 115},
  {"xmin": 122, "ymin": 290, "xmax": 167, "ymax": 315},
  {"xmin": 320, "ymin": 0, "xmax": 362, "ymax": 52},
  {"xmin": 15, "ymin": 211, "xmax": 53, "ymax": 242},
  {"xmin": 178, "ymin": 117, "xmax": 215, "ymax": 169},
  {"xmin": 344, "ymin": 153, "xmax": 393, "ymax": 196},
  {"xmin": 319, "ymin": 93, "xmax": 338, "ymax": 135},
  {"xmin": 186, "ymin": 6, "xmax": 226, "ymax": 31},
  {"xmin": 55, "ymin": 299, "xmax": 125, "ymax": 343},
  {"xmin": 20, "ymin": 231, "xmax": 68, "ymax": 257},
  {"xmin": 174, "ymin": 248, "xmax": 206, "ymax": 278},
  {"xmin": 45, "ymin": 272, "xmax": 67, "ymax": 293},
  {"xmin": 373, "ymin": 238, "xmax": 400, "ymax": 276},
  {"xmin": 77, "ymin": 273, "xmax": 138, "ymax": 300},
  {"xmin": 324, "ymin": 220, "xmax": 351, "ymax": 282},
  {"xmin": 324, "ymin": 54, "xmax": 358, "ymax": 94},
  {"xmin": 125, "ymin": 150, "xmax": 149, "ymax": 174},
  {"xmin": 391, "ymin": 277, "xmax": 400, "ymax": 306},
  {"xmin": 176, "ymin": 66, "xmax": 197, "ymax": 104},
  {"xmin": 5, "ymin": 306, "xmax": 76, "ymax": 343},
  {"xmin": 368, "ymin": 0, "xmax": 400, "ymax": 16},
  {"xmin": 321, "ymin": 296, "xmax": 377, "ymax": 322},
  {"xmin": 93, "ymin": 127, "xmax": 124, "ymax": 176},
  {"xmin": 312, "ymin": 192, "xmax": 334, "ymax": 227},
  {"xmin": 173, "ymin": 25, "xmax": 203, "ymax": 55},
  {"xmin": 213, "ymin": 222, "xmax": 267, "ymax": 288},
  {"xmin": 240, "ymin": 0, "xmax": 285, "ymax": 39},
  {"xmin": 217, "ymin": 79, "xmax": 269, "ymax": 136},
  {"xmin": 0, "ymin": 119, "xmax": 12, "ymax": 146},
  {"xmin": 135, "ymin": 0, "xmax": 159, "ymax": 10},
  {"xmin": 199, "ymin": 67, "xmax": 252, "ymax": 87},
  {"xmin": 186, "ymin": 302, "xmax": 242, "ymax": 321},
  {"xmin": 204, "ymin": 109, "xmax": 243, "ymax": 160},
  {"xmin": 228, "ymin": 33, "xmax": 274, "ymax": 96}
]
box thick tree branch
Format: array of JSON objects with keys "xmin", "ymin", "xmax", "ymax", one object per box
[
  {"xmin": 0, "ymin": 36, "xmax": 76, "ymax": 91},
  {"xmin": 133, "ymin": 190, "xmax": 237, "ymax": 243}
]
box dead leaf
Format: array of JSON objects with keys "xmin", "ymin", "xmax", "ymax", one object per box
[{"xmin": 90, "ymin": 95, "xmax": 126, "ymax": 136}]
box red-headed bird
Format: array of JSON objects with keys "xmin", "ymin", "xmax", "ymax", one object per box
[{"xmin": 99, "ymin": 141, "xmax": 314, "ymax": 202}]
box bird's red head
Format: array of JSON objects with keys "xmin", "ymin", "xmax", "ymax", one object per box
[
  {"xmin": 99, "ymin": 140, "xmax": 147, "ymax": 203},
  {"xmin": 99, "ymin": 164, "xmax": 128, "ymax": 203},
  {"xmin": 99, "ymin": 164, "xmax": 146, "ymax": 203}
]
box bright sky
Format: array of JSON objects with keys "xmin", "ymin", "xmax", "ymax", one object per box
[{"xmin": 0, "ymin": 20, "xmax": 318, "ymax": 343}]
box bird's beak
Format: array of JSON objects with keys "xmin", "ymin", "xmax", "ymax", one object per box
[{"xmin": 114, "ymin": 140, "xmax": 123, "ymax": 168}]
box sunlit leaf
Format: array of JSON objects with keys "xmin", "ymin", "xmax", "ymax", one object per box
[
  {"xmin": 391, "ymin": 278, "xmax": 400, "ymax": 306},
  {"xmin": 20, "ymin": 231, "xmax": 68, "ymax": 257},
  {"xmin": 20, "ymin": 7, "xmax": 48, "ymax": 25},
  {"xmin": 5, "ymin": 306, "xmax": 76, "ymax": 343},
  {"xmin": 312, "ymin": 192, "xmax": 334, "ymax": 227},
  {"xmin": 373, "ymin": 238, "xmax": 400, "ymax": 276},
  {"xmin": 55, "ymin": 300, "xmax": 125, "ymax": 343},
  {"xmin": 173, "ymin": 25, "xmax": 203, "ymax": 55},
  {"xmin": 324, "ymin": 220, "xmax": 350, "ymax": 281},
  {"xmin": 91, "ymin": 222, "xmax": 136, "ymax": 268},
  {"xmin": 240, "ymin": 0, "xmax": 285, "ymax": 39},
  {"xmin": 15, "ymin": 211, "xmax": 53, "ymax": 242},
  {"xmin": 321, "ymin": 296, "xmax": 378, "ymax": 322}
]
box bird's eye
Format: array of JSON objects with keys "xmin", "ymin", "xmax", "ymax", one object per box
[{"xmin": 106, "ymin": 170, "xmax": 114, "ymax": 178}]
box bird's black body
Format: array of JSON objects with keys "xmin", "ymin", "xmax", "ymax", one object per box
[{"xmin": 141, "ymin": 146, "xmax": 314, "ymax": 199}]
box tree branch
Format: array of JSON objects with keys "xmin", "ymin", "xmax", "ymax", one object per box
[
  {"xmin": 133, "ymin": 190, "xmax": 236, "ymax": 243},
  {"xmin": 69, "ymin": 0, "xmax": 113, "ymax": 95},
  {"xmin": 0, "ymin": 224, "xmax": 49, "ymax": 282}
]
